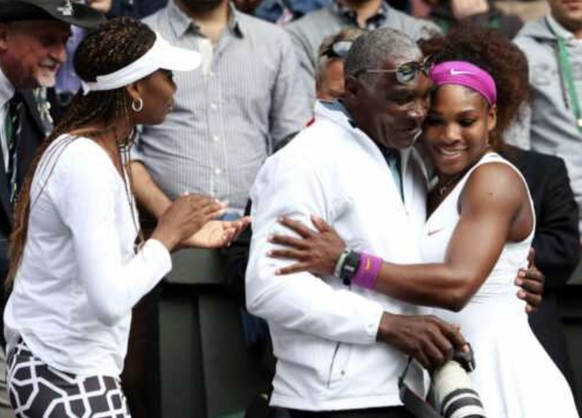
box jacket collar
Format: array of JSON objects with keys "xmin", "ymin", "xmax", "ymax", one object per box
[
  {"xmin": 0, "ymin": 68, "xmax": 15, "ymax": 110},
  {"xmin": 547, "ymin": 14, "xmax": 578, "ymax": 42},
  {"xmin": 314, "ymin": 99, "xmax": 418, "ymax": 174}
]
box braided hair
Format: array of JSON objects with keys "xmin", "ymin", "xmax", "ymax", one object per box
[
  {"xmin": 7, "ymin": 17, "xmax": 156, "ymax": 286},
  {"xmin": 419, "ymin": 24, "xmax": 530, "ymax": 151}
]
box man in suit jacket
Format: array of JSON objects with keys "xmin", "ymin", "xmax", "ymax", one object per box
[
  {"xmin": 501, "ymin": 144, "xmax": 580, "ymax": 389},
  {"xmin": 0, "ymin": 0, "xmax": 103, "ymax": 413}
]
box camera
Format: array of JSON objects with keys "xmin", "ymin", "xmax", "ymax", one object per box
[{"xmin": 431, "ymin": 345, "xmax": 486, "ymax": 418}]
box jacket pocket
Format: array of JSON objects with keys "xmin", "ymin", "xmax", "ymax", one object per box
[
  {"xmin": 270, "ymin": 329, "xmax": 340, "ymax": 383},
  {"xmin": 326, "ymin": 342, "xmax": 352, "ymax": 388},
  {"xmin": 326, "ymin": 342, "xmax": 341, "ymax": 388}
]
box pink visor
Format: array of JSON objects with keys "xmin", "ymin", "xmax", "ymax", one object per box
[{"xmin": 429, "ymin": 61, "xmax": 497, "ymax": 106}]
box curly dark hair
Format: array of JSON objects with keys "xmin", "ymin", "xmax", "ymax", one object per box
[
  {"xmin": 7, "ymin": 17, "xmax": 156, "ymax": 286},
  {"xmin": 419, "ymin": 24, "xmax": 530, "ymax": 151}
]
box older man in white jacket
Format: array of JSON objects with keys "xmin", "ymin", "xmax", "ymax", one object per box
[{"xmin": 246, "ymin": 28, "xmax": 466, "ymax": 418}]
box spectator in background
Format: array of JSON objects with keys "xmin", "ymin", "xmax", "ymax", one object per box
[
  {"xmin": 285, "ymin": 0, "xmax": 440, "ymax": 105},
  {"xmin": 315, "ymin": 27, "xmax": 363, "ymax": 100},
  {"xmin": 423, "ymin": 0, "xmax": 523, "ymax": 38},
  {"xmin": 53, "ymin": 0, "xmax": 112, "ymax": 117},
  {"xmin": 512, "ymin": 0, "xmax": 582, "ymax": 235},
  {"xmin": 0, "ymin": 0, "xmax": 103, "ymax": 415}
]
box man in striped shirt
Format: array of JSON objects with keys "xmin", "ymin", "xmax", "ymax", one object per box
[{"xmin": 130, "ymin": 0, "xmax": 311, "ymax": 219}]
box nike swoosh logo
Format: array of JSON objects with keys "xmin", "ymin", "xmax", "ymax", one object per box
[
  {"xmin": 428, "ymin": 227, "xmax": 444, "ymax": 236},
  {"xmin": 364, "ymin": 258, "xmax": 371, "ymax": 270},
  {"xmin": 449, "ymin": 69, "xmax": 473, "ymax": 76}
]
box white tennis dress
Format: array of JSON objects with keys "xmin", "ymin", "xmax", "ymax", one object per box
[{"xmin": 420, "ymin": 152, "xmax": 579, "ymax": 418}]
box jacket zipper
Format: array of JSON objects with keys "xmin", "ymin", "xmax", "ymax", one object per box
[{"xmin": 326, "ymin": 342, "xmax": 341, "ymax": 388}]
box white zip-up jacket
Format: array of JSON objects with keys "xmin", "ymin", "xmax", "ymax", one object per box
[{"xmin": 246, "ymin": 102, "xmax": 430, "ymax": 411}]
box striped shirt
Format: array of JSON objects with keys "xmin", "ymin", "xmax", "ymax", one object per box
[{"xmin": 135, "ymin": 1, "xmax": 311, "ymax": 211}]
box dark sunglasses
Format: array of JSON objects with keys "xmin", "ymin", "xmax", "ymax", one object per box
[
  {"xmin": 356, "ymin": 55, "xmax": 435, "ymax": 84},
  {"xmin": 321, "ymin": 41, "xmax": 353, "ymax": 60}
]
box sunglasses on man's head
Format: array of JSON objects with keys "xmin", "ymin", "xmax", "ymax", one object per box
[
  {"xmin": 321, "ymin": 41, "xmax": 353, "ymax": 60},
  {"xmin": 356, "ymin": 55, "xmax": 435, "ymax": 84}
]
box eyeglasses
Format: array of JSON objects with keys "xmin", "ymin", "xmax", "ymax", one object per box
[
  {"xmin": 321, "ymin": 41, "xmax": 353, "ymax": 60},
  {"xmin": 356, "ymin": 55, "xmax": 435, "ymax": 84}
]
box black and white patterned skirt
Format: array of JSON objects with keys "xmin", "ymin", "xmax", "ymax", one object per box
[{"xmin": 7, "ymin": 340, "xmax": 131, "ymax": 417}]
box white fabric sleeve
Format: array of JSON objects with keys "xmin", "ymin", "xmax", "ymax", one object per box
[
  {"xmin": 54, "ymin": 148, "xmax": 171, "ymax": 326},
  {"xmin": 246, "ymin": 153, "xmax": 383, "ymax": 345}
]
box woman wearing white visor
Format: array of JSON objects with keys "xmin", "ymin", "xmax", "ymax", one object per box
[{"xmin": 3, "ymin": 17, "xmax": 247, "ymax": 417}]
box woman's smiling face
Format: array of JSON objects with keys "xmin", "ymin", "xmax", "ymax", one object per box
[{"xmin": 422, "ymin": 84, "xmax": 496, "ymax": 177}]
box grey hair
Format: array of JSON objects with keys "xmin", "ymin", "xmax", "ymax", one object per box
[{"xmin": 344, "ymin": 28, "xmax": 420, "ymax": 85}]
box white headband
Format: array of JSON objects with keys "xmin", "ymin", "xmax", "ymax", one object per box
[{"xmin": 81, "ymin": 32, "xmax": 201, "ymax": 95}]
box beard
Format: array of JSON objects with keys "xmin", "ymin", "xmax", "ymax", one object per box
[
  {"xmin": 340, "ymin": 0, "xmax": 375, "ymax": 6},
  {"xmin": 181, "ymin": 0, "xmax": 225, "ymax": 12},
  {"xmin": 34, "ymin": 58, "xmax": 61, "ymax": 88},
  {"xmin": 34, "ymin": 67, "xmax": 59, "ymax": 88}
]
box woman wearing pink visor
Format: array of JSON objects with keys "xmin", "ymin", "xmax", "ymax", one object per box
[
  {"xmin": 3, "ymin": 17, "xmax": 247, "ymax": 417},
  {"xmin": 268, "ymin": 27, "xmax": 579, "ymax": 417}
]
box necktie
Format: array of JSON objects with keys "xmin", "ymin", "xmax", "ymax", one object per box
[
  {"xmin": 384, "ymin": 148, "xmax": 403, "ymax": 201},
  {"xmin": 6, "ymin": 94, "xmax": 22, "ymax": 203}
]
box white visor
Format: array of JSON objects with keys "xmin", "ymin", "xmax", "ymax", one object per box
[{"xmin": 81, "ymin": 32, "xmax": 201, "ymax": 95}]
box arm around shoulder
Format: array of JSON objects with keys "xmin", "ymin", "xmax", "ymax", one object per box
[{"xmin": 373, "ymin": 162, "xmax": 526, "ymax": 311}]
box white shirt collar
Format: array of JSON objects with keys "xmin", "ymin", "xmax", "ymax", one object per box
[
  {"xmin": 0, "ymin": 68, "xmax": 15, "ymax": 109},
  {"xmin": 313, "ymin": 99, "xmax": 415, "ymax": 172}
]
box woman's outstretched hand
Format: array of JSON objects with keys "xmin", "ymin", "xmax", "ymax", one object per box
[
  {"xmin": 268, "ymin": 214, "xmax": 346, "ymax": 276},
  {"xmin": 180, "ymin": 216, "xmax": 251, "ymax": 249},
  {"xmin": 151, "ymin": 194, "xmax": 226, "ymax": 251}
]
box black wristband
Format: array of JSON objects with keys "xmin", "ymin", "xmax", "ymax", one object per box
[{"xmin": 339, "ymin": 250, "xmax": 361, "ymax": 286}]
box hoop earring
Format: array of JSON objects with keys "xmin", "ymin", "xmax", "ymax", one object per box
[{"xmin": 131, "ymin": 97, "xmax": 144, "ymax": 112}]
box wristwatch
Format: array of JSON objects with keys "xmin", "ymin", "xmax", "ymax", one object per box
[{"xmin": 336, "ymin": 250, "xmax": 361, "ymax": 286}]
